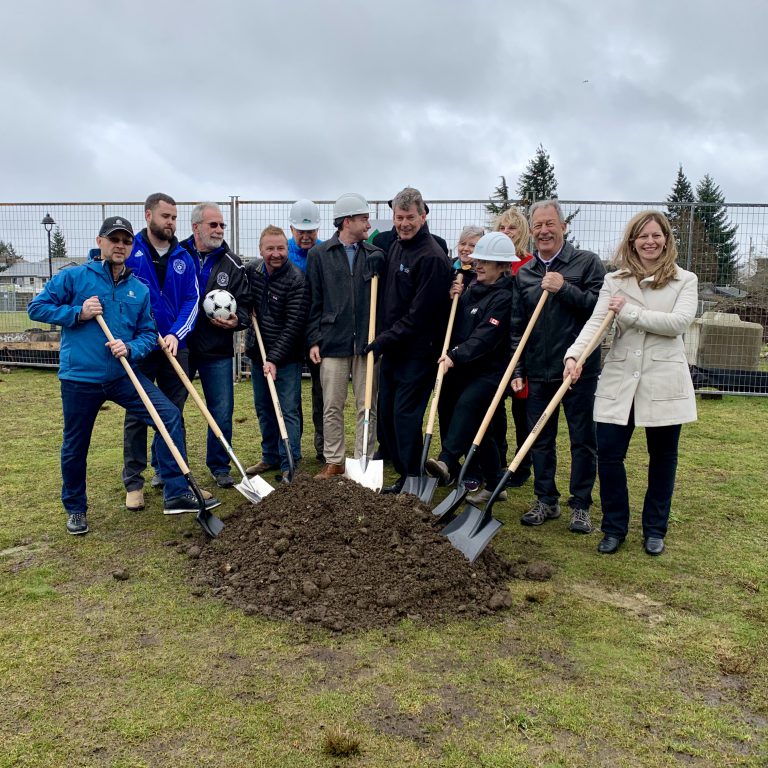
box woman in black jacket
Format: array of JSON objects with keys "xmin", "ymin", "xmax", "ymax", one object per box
[{"xmin": 426, "ymin": 232, "xmax": 518, "ymax": 502}]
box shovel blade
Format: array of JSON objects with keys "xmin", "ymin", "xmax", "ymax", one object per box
[
  {"xmin": 431, "ymin": 484, "xmax": 468, "ymax": 521},
  {"xmin": 196, "ymin": 507, "xmax": 225, "ymax": 538},
  {"xmin": 235, "ymin": 474, "xmax": 274, "ymax": 505},
  {"xmin": 345, "ymin": 457, "xmax": 384, "ymax": 492},
  {"xmin": 401, "ymin": 474, "xmax": 438, "ymax": 503},
  {"xmin": 441, "ymin": 502, "xmax": 503, "ymax": 562}
]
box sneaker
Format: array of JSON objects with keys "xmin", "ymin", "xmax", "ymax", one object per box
[
  {"xmin": 464, "ymin": 478, "xmax": 481, "ymax": 492},
  {"xmin": 66, "ymin": 512, "xmax": 89, "ymax": 535},
  {"xmin": 163, "ymin": 493, "xmax": 222, "ymax": 515},
  {"xmin": 467, "ymin": 488, "xmax": 508, "ymax": 505},
  {"xmin": 425, "ymin": 458, "xmax": 452, "ymax": 486},
  {"xmin": 150, "ymin": 474, "xmax": 164, "ymax": 489},
  {"xmin": 569, "ymin": 507, "xmax": 594, "ymax": 534},
  {"xmin": 520, "ymin": 499, "xmax": 561, "ymax": 526},
  {"xmin": 215, "ymin": 472, "xmax": 235, "ymax": 489},
  {"xmin": 125, "ymin": 489, "xmax": 145, "ymax": 511}
]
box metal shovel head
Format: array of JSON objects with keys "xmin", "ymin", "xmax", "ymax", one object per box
[
  {"xmin": 196, "ymin": 506, "xmax": 225, "ymax": 538},
  {"xmin": 441, "ymin": 502, "xmax": 503, "ymax": 563},
  {"xmin": 401, "ymin": 474, "xmax": 439, "ymax": 503},
  {"xmin": 431, "ymin": 483, "xmax": 468, "ymax": 521},
  {"xmin": 235, "ymin": 473, "xmax": 274, "ymax": 505},
  {"xmin": 344, "ymin": 457, "xmax": 383, "ymax": 492}
]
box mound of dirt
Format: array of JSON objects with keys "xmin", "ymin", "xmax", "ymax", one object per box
[{"xmin": 189, "ymin": 474, "xmax": 524, "ymax": 632}]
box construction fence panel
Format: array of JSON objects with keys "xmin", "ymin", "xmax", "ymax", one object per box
[{"xmin": 1, "ymin": 200, "xmax": 766, "ymax": 395}]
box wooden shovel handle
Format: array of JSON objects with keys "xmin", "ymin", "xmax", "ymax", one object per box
[
  {"xmin": 424, "ymin": 273, "xmax": 463, "ymax": 435},
  {"xmin": 96, "ymin": 315, "xmax": 189, "ymax": 475},
  {"xmin": 251, "ymin": 313, "xmax": 290, "ymax": 442},
  {"xmin": 364, "ymin": 274, "xmax": 379, "ymax": 412},
  {"xmin": 508, "ymin": 310, "xmax": 616, "ymax": 473}
]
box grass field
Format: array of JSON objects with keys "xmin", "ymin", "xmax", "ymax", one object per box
[
  {"xmin": 1, "ymin": 367, "xmax": 766, "ymax": 767},
  {"xmin": 0, "ymin": 311, "xmax": 50, "ymax": 333}
]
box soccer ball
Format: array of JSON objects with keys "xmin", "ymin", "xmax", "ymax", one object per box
[{"xmin": 203, "ymin": 289, "xmax": 237, "ymax": 321}]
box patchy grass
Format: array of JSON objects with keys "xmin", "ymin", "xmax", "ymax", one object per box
[{"xmin": 0, "ymin": 367, "xmax": 766, "ymax": 767}]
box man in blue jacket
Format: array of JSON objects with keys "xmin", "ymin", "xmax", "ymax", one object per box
[
  {"xmin": 27, "ymin": 216, "xmax": 220, "ymax": 536},
  {"xmin": 122, "ymin": 193, "xmax": 200, "ymax": 511}
]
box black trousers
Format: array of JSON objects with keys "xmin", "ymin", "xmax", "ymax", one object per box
[{"xmin": 378, "ymin": 354, "xmax": 434, "ymax": 477}]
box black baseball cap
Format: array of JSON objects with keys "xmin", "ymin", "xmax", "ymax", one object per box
[{"xmin": 99, "ymin": 216, "xmax": 134, "ymax": 237}]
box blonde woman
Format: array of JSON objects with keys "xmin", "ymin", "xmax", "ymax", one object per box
[{"xmin": 564, "ymin": 211, "xmax": 697, "ymax": 556}]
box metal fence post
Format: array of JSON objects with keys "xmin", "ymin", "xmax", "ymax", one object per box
[{"xmin": 686, "ymin": 202, "xmax": 694, "ymax": 271}]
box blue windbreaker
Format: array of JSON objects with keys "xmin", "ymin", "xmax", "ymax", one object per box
[
  {"xmin": 126, "ymin": 230, "xmax": 199, "ymax": 348},
  {"xmin": 27, "ymin": 260, "xmax": 157, "ymax": 383},
  {"xmin": 287, "ymin": 237, "xmax": 323, "ymax": 273}
]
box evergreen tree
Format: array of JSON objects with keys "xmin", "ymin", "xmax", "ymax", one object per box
[
  {"xmin": 50, "ymin": 227, "xmax": 68, "ymax": 259},
  {"xmin": 485, "ymin": 175, "xmax": 513, "ymax": 216},
  {"xmin": 516, "ymin": 144, "xmax": 558, "ymax": 202},
  {"xmin": 665, "ymin": 165, "xmax": 696, "ymax": 268},
  {"xmin": 0, "ymin": 239, "xmax": 20, "ymax": 270},
  {"xmin": 694, "ymin": 174, "xmax": 738, "ymax": 285}
]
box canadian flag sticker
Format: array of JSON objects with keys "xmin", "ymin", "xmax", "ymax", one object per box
[{"xmin": 489, "ymin": 317, "xmax": 499, "ymax": 326}]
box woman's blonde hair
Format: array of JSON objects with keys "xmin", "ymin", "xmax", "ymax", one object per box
[
  {"xmin": 492, "ymin": 207, "xmax": 530, "ymax": 256},
  {"xmin": 614, "ymin": 210, "xmax": 679, "ymax": 289}
]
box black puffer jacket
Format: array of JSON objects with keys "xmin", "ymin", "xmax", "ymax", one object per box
[
  {"xmin": 510, "ymin": 242, "xmax": 605, "ymax": 382},
  {"xmin": 447, "ymin": 275, "xmax": 513, "ymax": 378},
  {"xmin": 375, "ymin": 224, "xmax": 452, "ymax": 360},
  {"xmin": 244, "ymin": 259, "xmax": 308, "ymax": 366},
  {"xmin": 305, "ymin": 234, "xmax": 383, "ymax": 357}
]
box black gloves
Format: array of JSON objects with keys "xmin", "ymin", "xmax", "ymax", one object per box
[
  {"xmin": 367, "ymin": 251, "xmax": 386, "ymax": 276},
  {"xmin": 362, "ymin": 340, "xmax": 382, "ymax": 361}
]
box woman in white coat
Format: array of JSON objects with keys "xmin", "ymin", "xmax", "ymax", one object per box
[{"xmin": 564, "ymin": 211, "xmax": 697, "ymax": 556}]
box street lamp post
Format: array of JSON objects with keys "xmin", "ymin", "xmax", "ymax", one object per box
[{"xmin": 41, "ymin": 213, "xmax": 55, "ymax": 281}]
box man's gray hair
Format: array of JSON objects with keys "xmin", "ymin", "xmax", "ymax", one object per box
[
  {"xmin": 391, "ymin": 187, "xmax": 426, "ymax": 215},
  {"xmin": 191, "ymin": 202, "xmax": 222, "ymax": 225},
  {"xmin": 528, "ymin": 199, "xmax": 565, "ymax": 225}
]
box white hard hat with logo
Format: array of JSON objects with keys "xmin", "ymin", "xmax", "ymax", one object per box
[
  {"xmin": 333, "ymin": 192, "xmax": 369, "ymax": 220},
  {"xmin": 289, "ymin": 199, "xmax": 321, "ymax": 230},
  {"xmin": 472, "ymin": 232, "xmax": 519, "ymax": 262}
]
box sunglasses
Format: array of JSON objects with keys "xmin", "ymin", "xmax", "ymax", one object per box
[
  {"xmin": 107, "ymin": 235, "xmax": 133, "ymax": 245},
  {"xmin": 206, "ymin": 222, "xmax": 226, "ymax": 229}
]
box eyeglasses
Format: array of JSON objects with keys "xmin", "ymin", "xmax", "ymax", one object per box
[
  {"xmin": 107, "ymin": 235, "xmax": 133, "ymax": 245},
  {"xmin": 206, "ymin": 222, "xmax": 226, "ymax": 229}
]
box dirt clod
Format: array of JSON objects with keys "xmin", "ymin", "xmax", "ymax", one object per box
[
  {"xmin": 192, "ymin": 475, "xmax": 521, "ymax": 631},
  {"xmin": 525, "ymin": 561, "xmax": 555, "ymax": 581},
  {"xmin": 111, "ymin": 568, "xmax": 129, "ymax": 581}
]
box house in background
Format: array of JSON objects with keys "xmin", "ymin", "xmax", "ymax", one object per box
[{"xmin": 0, "ymin": 258, "xmax": 85, "ymax": 310}]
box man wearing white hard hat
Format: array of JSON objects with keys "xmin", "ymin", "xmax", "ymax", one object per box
[
  {"xmin": 425, "ymin": 232, "xmax": 518, "ymax": 503},
  {"xmin": 286, "ymin": 199, "xmax": 325, "ymax": 461},
  {"xmin": 305, "ymin": 193, "xmax": 386, "ymax": 479}
]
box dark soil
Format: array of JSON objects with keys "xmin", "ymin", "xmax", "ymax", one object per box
[{"xmin": 188, "ymin": 474, "xmax": 547, "ymax": 632}]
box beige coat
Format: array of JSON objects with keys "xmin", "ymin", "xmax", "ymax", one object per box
[{"xmin": 564, "ymin": 266, "xmax": 698, "ymax": 427}]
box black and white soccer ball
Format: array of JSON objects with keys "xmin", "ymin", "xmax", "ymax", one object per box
[{"xmin": 203, "ymin": 289, "xmax": 237, "ymax": 321}]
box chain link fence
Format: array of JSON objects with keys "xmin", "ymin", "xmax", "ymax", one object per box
[{"xmin": 1, "ymin": 199, "xmax": 766, "ymax": 393}]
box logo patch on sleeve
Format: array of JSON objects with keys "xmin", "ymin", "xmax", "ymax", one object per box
[{"xmin": 489, "ymin": 317, "xmax": 499, "ymax": 326}]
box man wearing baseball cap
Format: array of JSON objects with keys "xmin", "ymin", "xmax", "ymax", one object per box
[{"xmin": 28, "ymin": 216, "xmax": 220, "ymax": 536}]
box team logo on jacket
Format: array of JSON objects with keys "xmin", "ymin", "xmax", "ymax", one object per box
[
  {"xmin": 128, "ymin": 290, "xmax": 136, "ymax": 297},
  {"xmin": 173, "ymin": 259, "xmax": 186, "ymax": 274},
  {"xmin": 216, "ymin": 272, "xmax": 229, "ymax": 287},
  {"xmin": 399, "ymin": 264, "xmax": 410, "ymax": 274},
  {"xmin": 470, "ymin": 307, "xmax": 479, "ymax": 315},
  {"xmin": 489, "ymin": 317, "xmax": 499, "ymax": 326}
]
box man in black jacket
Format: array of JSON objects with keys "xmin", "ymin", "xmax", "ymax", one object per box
[
  {"xmin": 244, "ymin": 226, "xmax": 308, "ymax": 481},
  {"xmin": 180, "ymin": 202, "xmax": 250, "ymax": 489},
  {"xmin": 371, "ymin": 198, "xmax": 449, "ymax": 256},
  {"xmin": 510, "ymin": 199, "xmax": 606, "ymax": 533},
  {"xmin": 366, "ymin": 187, "xmax": 452, "ymax": 493},
  {"xmin": 306, "ymin": 193, "xmax": 385, "ymax": 479}
]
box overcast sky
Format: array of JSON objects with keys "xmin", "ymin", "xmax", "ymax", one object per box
[{"xmin": 2, "ymin": 0, "xmax": 766, "ymax": 205}]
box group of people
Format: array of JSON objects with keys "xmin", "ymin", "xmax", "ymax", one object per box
[{"xmin": 30, "ymin": 188, "xmax": 698, "ymax": 557}]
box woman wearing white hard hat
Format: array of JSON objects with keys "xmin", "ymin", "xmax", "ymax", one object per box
[{"xmin": 425, "ymin": 232, "xmax": 519, "ymax": 501}]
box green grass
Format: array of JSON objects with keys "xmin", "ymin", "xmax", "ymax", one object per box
[
  {"xmin": 1, "ymin": 368, "xmax": 766, "ymax": 767},
  {"xmin": 0, "ymin": 310, "xmax": 51, "ymax": 333}
]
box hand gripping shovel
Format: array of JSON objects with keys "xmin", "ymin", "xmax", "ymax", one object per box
[
  {"xmin": 157, "ymin": 334, "xmax": 273, "ymax": 504},
  {"xmin": 432, "ymin": 291, "xmax": 550, "ymax": 522},
  {"xmin": 251, "ymin": 315, "xmax": 296, "ymax": 482},
  {"xmin": 96, "ymin": 316, "xmax": 224, "ymax": 538},
  {"xmin": 345, "ymin": 274, "xmax": 383, "ymax": 491},
  {"xmin": 442, "ymin": 310, "xmax": 616, "ymax": 562},
  {"xmin": 402, "ymin": 274, "xmax": 463, "ymax": 501}
]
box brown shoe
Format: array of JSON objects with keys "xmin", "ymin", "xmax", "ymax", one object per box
[
  {"xmin": 245, "ymin": 460, "xmax": 279, "ymax": 475},
  {"xmin": 313, "ymin": 463, "xmax": 345, "ymax": 480},
  {"xmin": 125, "ymin": 489, "xmax": 145, "ymax": 511}
]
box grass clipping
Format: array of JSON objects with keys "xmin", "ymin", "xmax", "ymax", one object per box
[{"xmin": 189, "ymin": 474, "xmax": 518, "ymax": 632}]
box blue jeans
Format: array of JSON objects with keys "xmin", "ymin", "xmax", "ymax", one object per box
[
  {"xmin": 60, "ymin": 375, "xmax": 189, "ymax": 514},
  {"xmin": 188, "ymin": 355, "xmax": 234, "ymax": 477},
  {"xmin": 251, "ymin": 362, "xmax": 302, "ymax": 472},
  {"xmin": 596, "ymin": 413, "xmax": 682, "ymax": 540},
  {"xmin": 527, "ymin": 377, "xmax": 598, "ymax": 509}
]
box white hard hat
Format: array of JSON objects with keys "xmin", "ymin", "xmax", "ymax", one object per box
[
  {"xmin": 289, "ymin": 199, "xmax": 320, "ymax": 230},
  {"xmin": 333, "ymin": 192, "xmax": 369, "ymax": 220},
  {"xmin": 473, "ymin": 231, "xmax": 519, "ymax": 262}
]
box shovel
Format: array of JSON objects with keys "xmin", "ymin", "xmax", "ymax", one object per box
[
  {"xmin": 251, "ymin": 315, "xmax": 296, "ymax": 482},
  {"xmin": 345, "ymin": 274, "xmax": 383, "ymax": 491},
  {"xmin": 402, "ymin": 274, "xmax": 463, "ymax": 501},
  {"xmin": 442, "ymin": 310, "xmax": 616, "ymax": 562},
  {"xmin": 432, "ymin": 290, "xmax": 549, "ymax": 522},
  {"xmin": 96, "ymin": 316, "xmax": 224, "ymax": 538},
  {"xmin": 157, "ymin": 334, "xmax": 273, "ymax": 504}
]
